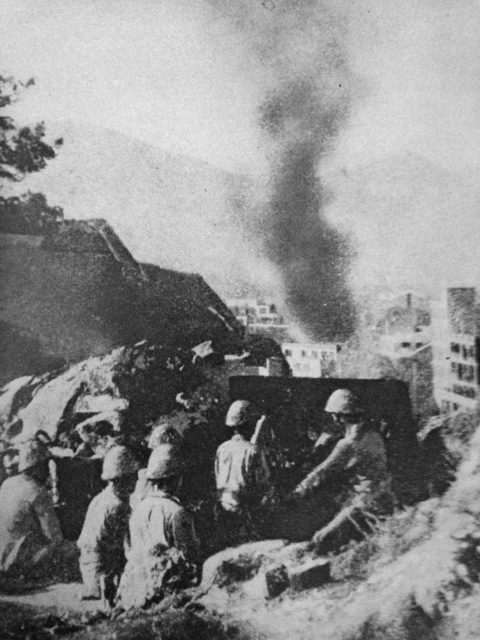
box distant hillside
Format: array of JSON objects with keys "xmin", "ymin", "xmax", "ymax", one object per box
[
  {"xmin": 13, "ymin": 120, "xmax": 268, "ymax": 297},
  {"xmin": 324, "ymin": 152, "xmax": 480, "ymax": 291},
  {"xmin": 0, "ymin": 217, "xmax": 243, "ymax": 384}
]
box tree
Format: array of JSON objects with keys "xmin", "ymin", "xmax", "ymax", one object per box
[
  {"xmin": 0, "ymin": 74, "xmax": 64, "ymax": 233},
  {"xmin": 0, "ymin": 191, "xmax": 64, "ymax": 235},
  {"xmin": 0, "ymin": 75, "xmax": 62, "ymax": 184}
]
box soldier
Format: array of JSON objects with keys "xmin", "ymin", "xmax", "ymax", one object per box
[
  {"xmin": 0, "ymin": 444, "xmax": 18, "ymax": 483},
  {"xmin": 118, "ymin": 443, "xmax": 200, "ymax": 609},
  {"xmin": 292, "ymin": 389, "xmax": 394, "ymax": 553},
  {"xmin": 130, "ymin": 421, "xmax": 182, "ymax": 510},
  {"xmin": 77, "ymin": 445, "xmax": 139, "ymax": 605},
  {"xmin": 0, "ymin": 439, "xmax": 63, "ymax": 579},
  {"xmin": 214, "ymin": 400, "xmax": 270, "ymax": 545}
]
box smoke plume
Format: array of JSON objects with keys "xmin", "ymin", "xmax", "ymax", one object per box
[{"xmin": 211, "ymin": 0, "xmax": 356, "ymax": 341}]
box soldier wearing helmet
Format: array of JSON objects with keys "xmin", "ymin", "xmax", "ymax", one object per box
[
  {"xmin": 214, "ymin": 400, "xmax": 270, "ymax": 545},
  {"xmin": 0, "ymin": 438, "xmax": 63, "ymax": 578},
  {"xmin": 117, "ymin": 443, "xmax": 200, "ymax": 609},
  {"xmin": 292, "ymin": 389, "xmax": 393, "ymax": 553},
  {"xmin": 130, "ymin": 420, "xmax": 183, "ymax": 511},
  {"xmin": 147, "ymin": 421, "xmax": 182, "ymax": 450},
  {"xmin": 294, "ymin": 389, "xmax": 388, "ymax": 497},
  {"xmin": 77, "ymin": 445, "xmax": 139, "ymax": 604}
]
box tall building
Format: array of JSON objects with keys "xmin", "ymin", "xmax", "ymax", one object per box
[
  {"xmin": 226, "ymin": 298, "xmax": 290, "ymax": 342},
  {"xmin": 432, "ymin": 287, "xmax": 480, "ymax": 413},
  {"xmin": 281, "ymin": 342, "xmax": 341, "ymax": 378}
]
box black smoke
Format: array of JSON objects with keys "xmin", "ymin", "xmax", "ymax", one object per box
[
  {"xmin": 259, "ymin": 77, "xmax": 356, "ymax": 340},
  {"xmin": 209, "ymin": 0, "xmax": 357, "ymax": 340}
]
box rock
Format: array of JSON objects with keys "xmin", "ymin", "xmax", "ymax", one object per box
[
  {"xmin": 200, "ymin": 539, "xmax": 287, "ymax": 589},
  {"xmin": 275, "ymin": 541, "xmax": 312, "ymax": 564},
  {"xmin": 243, "ymin": 572, "xmax": 270, "ymax": 599},
  {"xmin": 265, "ymin": 564, "xmax": 289, "ymax": 598},
  {"xmin": 288, "ymin": 558, "xmax": 331, "ymax": 592}
]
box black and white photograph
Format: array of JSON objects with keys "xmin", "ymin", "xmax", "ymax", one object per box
[{"xmin": 0, "ymin": 1, "xmax": 479, "ymax": 638}]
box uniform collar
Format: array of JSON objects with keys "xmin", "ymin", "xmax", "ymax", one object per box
[
  {"xmin": 147, "ymin": 487, "xmax": 181, "ymax": 503},
  {"xmin": 345, "ymin": 421, "xmax": 368, "ymax": 438}
]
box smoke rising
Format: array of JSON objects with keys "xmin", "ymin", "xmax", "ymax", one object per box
[{"xmin": 210, "ymin": 0, "xmax": 357, "ymax": 340}]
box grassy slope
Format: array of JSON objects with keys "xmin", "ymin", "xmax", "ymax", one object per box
[{"xmin": 200, "ymin": 427, "xmax": 480, "ymax": 640}]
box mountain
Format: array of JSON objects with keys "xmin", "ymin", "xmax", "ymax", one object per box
[
  {"xmin": 12, "ymin": 120, "xmax": 266, "ymax": 297},
  {"xmin": 323, "ymin": 152, "xmax": 480, "ymax": 293}
]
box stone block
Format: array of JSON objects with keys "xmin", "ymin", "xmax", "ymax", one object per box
[
  {"xmin": 288, "ymin": 558, "xmax": 330, "ymax": 591},
  {"xmin": 265, "ymin": 564, "xmax": 289, "ymax": 598}
]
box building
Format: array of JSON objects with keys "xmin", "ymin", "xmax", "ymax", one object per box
[
  {"xmin": 226, "ymin": 298, "xmax": 290, "ymax": 342},
  {"xmin": 432, "ymin": 287, "xmax": 480, "ymax": 413},
  {"xmin": 378, "ymin": 326, "xmax": 431, "ymax": 360},
  {"xmin": 281, "ymin": 342, "xmax": 341, "ymax": 378},
  {"xmin": 0, "ymin": 219, "xmax": 243, "ymax": 385}
]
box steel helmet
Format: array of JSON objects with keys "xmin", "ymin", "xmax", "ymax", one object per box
[
  {"xmin": 18, "ymin": 439, "xmax": 50, "ymax": 473},
  {"xmin": 324, "ymin": 389, "xmax": 363, "ymax": 416},
  {"xmin": 225, "ymin": 400, "xmax": 257, "ymax": 428},
  {"xmin": 146, "ymin": 443, "xmax": 183, "ymax": 480},
  {"xmin": 101, "ymin": 445, "xmax": 139, "ymax": 481},
  {"xmin": 148, "ymin": 422, "xmax": 182, "ymax": 449}
]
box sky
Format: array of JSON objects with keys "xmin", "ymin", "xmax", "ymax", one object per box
[
  {"xmin": 0, "ymin": 0, "xmax": 270, "ymax": 173},
  {"xmin": 1, "ymin": 0, "xmax": 480, "ymax": 307},
  {"xmin": 331, "ymin": 0, "xmax": 480, "ymax": 175},
  {"xmin": 1, "ymin": 0, "xmax": 479, "ymax": 175}
]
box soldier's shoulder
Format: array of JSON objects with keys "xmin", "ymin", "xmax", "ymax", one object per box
[
  {"xmin": 90, "ymin": 486, "xmax": 122, "ymax": 513},
  {"xmin": 0, "ymin": 475, "xmax": 24, "ymax": 501}
]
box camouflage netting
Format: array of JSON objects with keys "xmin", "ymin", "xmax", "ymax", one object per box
[{"xmin": 0, "ymin": 340, "xmax": 230, "ymax": 447}]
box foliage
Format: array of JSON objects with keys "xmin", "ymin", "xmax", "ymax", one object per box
[
  {"xmin": 0, "ymin": 191, "xmax": 64, "ymax": 234},
  {"xmin": 0, "ymin": 75, "xmax": 61, "ymax": 184}
]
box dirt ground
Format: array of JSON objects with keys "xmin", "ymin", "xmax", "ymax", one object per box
[{"xmin": 0, "ymin": 582, "xmax": 101, "ymax": 617}]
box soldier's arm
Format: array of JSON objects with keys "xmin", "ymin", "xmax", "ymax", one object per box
[
  {"xmin": 33, "ymin": 487, "xmax": 63, "ymax": 545},
  {"xmin": 293, "ymin": 437, "xmax": 355, "ymax": 497},
  {"xmin": 254, "ymin": 447, "xmax": 272, "ymax": 489},
  {"xmin": 172, "ymin": 508, "xmax": 201, "ymax": 564}
]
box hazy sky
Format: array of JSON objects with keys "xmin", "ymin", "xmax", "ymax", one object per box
[
  {"xmin": 1, "ymin": 0, "xmax": 479, "ymax": 175},
  {"xmin": 0, "ymin": 0, "xmax": 270, "ymax": 173},
  {"xmin": 332, "ymin": 0, "xmax": 480, "ymax": 176},
  {"xmin": 1, "ymin": 0, "xmax": 480, "ymax": 299}
]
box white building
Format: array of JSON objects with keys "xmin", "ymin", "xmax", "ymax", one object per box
[
  {"xmin": 226, "ymin": 298, "xmax": 290, "ymax": 338},
  {"xmin": 281, "ymin": 342, "xmax": 340, "ymax": 378},
  {"xmin": 378, "ymin": 326, "xmax": 431, "ymax": 360},
  {"xmin": 432, "ymin": 287, "xmax": 479, "ymax": 413}
]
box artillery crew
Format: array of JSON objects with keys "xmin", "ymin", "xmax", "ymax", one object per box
[{"xmin": 0, "ymin": 386, "xmax": 399, "ymax": 607}]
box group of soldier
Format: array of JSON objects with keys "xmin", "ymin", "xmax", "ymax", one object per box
[{"xmin": 0, "ymin": 388, "xmax": 394, "ymax": 609}]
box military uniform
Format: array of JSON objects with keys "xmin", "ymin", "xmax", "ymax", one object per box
[
  {"xmin": 0, "ymin": 474, "xmax": 63, "ymax": 575},
  {"xmin": 118, "ymin": 487, "xmax": 200, "ymax": 609},
  {"xmin": 295, "ymin": 422, "xmax": 390, "ymax": 495},
  {"xmin": 77, "ymin": 484, "xmax": 131, "ymax": 598},
  {"xmin": 214, "ymin": 433, "xmax": 270, "ymax": 545},
  {"xmin": 294, "ymin": 421, "xmax": 394, "ymax": 551},
  {"xmin": 215, "ymin": 434, "xmax": 270, "ymax": 512}
]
